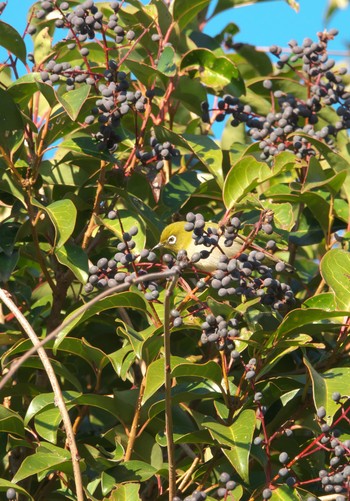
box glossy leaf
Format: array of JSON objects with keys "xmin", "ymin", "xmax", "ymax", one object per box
[
  {"xmin": 45, "ymin": 199, "xmax": 77, "ymax": 249},
  {"xmin": 0, "ymin": 20, "xmax": 26, "ymax": 63},
  {"xmin": 157, "ymin": 46, "xmax": 177, "ymax": 76},
  {"xmin": 304, "ymin": 357, "xmax": 350, "ymax": 424},
  {"xmin": 270, "ymin": 485, "xmax": 302, "ymax": 500},
  {"xmin": 57, "ymin": 85, "xmax": 91, "ymax": 121},
  {"xmin": 60, "ymin": 135, "xmax": 116, "ymax": 161},
  {"xmin": 0, "ymin": 405, "xmax": 25, "ymax": 437},
  {"xmin": 320, "ymin": 249, "xmax": 350, "ymax": 310},
  {"xmin": 181, "ymin": 49, "xmax": 244, "ymax": 95},
  {"xmin": 12, "ymin": 444, "xmax": 73, "ymax": 483},
  {"xmin": 54, "ymin": 292, "xmax": 148, "ymax": 348},
  {"xmin": 0, "ymin": 88, "xmax": 24, "ymax": 142},
  {"xmin": 203, "ymin": 409, "xmax": 256, "ymax": 482},
  {"xmin": 274, "ymin": 308, "xmax": 348, "ymax": 342},
  {"xmin": 55, "ymin": 242, "xmax": 88, "ymax": 284},
  {"xmin": 109, "ymin": 460, "xmax": 158, "ymax": 483},
  {"xmin": 96, "ymin": 209, "xmax": 146, "ymax": 253},
  {"xmin": 212, "ymin": 0, "xmax": 296, "ymax": 16},
  {"xmin": 109, "ymin": 484, "xmax": 141, "ymax": 501},
  {"xmin": 173, "ymin": 0, "xmax": 210, "ymax": 30},
  {"xmin": 223, "ymin": 155, "xmax": 271, "ymax": 209},
  {"xmin": 142, "ymin": 356, "xmax": 222, "ymax": 404}
]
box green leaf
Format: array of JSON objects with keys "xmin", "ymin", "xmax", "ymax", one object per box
[
  {"xmin": 223, "ymin": 155, "xmax": 271, "ymax": 209},
  {"xmin": 33, "ymin": 27, "xmax": 52, "ymax": 66},
  {"xmin": 109, "ymin": 460, "xmax": 157, "ymax": 483},
  {"xmin": 60, "ymin": 135, "xmax": 116, "ymax": 161},
  {"xmin": 302, "ymin": 157, "xmax": 347, "ymax": 195},
  {"xmin": 0, "ymin": 88, "xmax": 24, "ymax": 144},
  {"xmin": 320, "ymin": 249, "xmax": 350, "ymax": 310},
  {"xmin": 203, "ymin": 409, "xmax": 256, "ymax": 482},
  {"xmin": 304, "ymin": 357, "xmax": 350, "ymax": 424},
  {"xmin": 155, "ymin": 125, "xmax": 223, "ymax": 186},
  {"xmin": 173, "ymin": 0, "xmax": 210, "ymax": 29},
  {"xmin": 149, "ymin": 381, "xmax": 221, "ymax": 419},
  {"xmin": 57, "ymin": 85, "xmax": 91, "ymax": 121},
  {"xmin": 157, "ymin": 46, "xmax": 177, "ymax": 76},
  {"xmin": 184, "ymin": 134, "xmax": 224, "ymax": 187},
  {"xmin": 12, "ymin": 444, "xmax": 72, "ymax": 483},
  {"xmin": 34, "ymin": 406, "xmax": 70, "ymax": 443},
  {"xmin": 303, "ymin": 293, "xmax": 336, "ymax": 310},
  {"xmin": 45, "ymin": 200, "xmax": 77, "ymax": 249},
  {"xmin": 172, "ymin": 361, "xmax": 222, "ymax": 385},
  {"xmin": 54, "ymin": 292, "xmax": 148, "ymax": 348},
  {"xmin": 0, "ymin": 481, "xmax": 33, "ymax": 501},
  {"xmin": 181, "ymin": 49, "xmax": 244, "ymax": 95},
  {"xmin": 109, "ymin": 484, "xmax": 141, "ymax": 501},
  {"xmin": 0, "ymin": 251, "xmax": 18, "ymax": 283},
  {"xmin": 161, "ymin": 170, "xmax": 210, "ymax": 215},
  {"xmin": 0, "ymin": 20, "xmax": 26, "ymax": 64},
  {"xmin": 96, "ymin": 209, "xmax": 146, "ymax": 253},
  {"xmin": 260, "ymin": 201, "xmax": 295, "ymax": 231},
  {"xmin": 142, "ymin": 356, "xmax": 222, "ymax": 404},
  {"xmin": 55, "ymin": 242, "xmax": 88, "ymax": 284},
  {"xmin": 124, "ymin": 59, "xmax": 167, "ymax": 88},
  {"xmin": 274, "ymin": 308, "xmax": 348, "ymax": 342},
  {"xmin": 0, "ymin": 405, "xmax": 25, "ymax": 437},
  {"xmin": 270, "ymin": 485, "xmax": 302, "ymax": 500},
  {"xmin": 212, "ymin": 0, "xmax": 294, "ymax": 16}
]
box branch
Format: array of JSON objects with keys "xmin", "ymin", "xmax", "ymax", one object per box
[
  {"xmin": 0, "ymin": 289, "xmax": 84, "ymax": 501},
  {"xmin": 164, "ymin": 272, "xmax": 179, "ymax": 500},
  {"xmin": 0, "ymin": 268, "xmax": 179, "ymax": 391}
]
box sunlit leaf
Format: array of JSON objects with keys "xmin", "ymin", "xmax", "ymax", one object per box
[{"xmin": 320, "ymin": 249, "xmax": 350, "ymax": 310}]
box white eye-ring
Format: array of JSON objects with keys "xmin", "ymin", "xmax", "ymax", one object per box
[{"xmin": 167, "ymin": 235, "xmax": 177, "ymax": 245}]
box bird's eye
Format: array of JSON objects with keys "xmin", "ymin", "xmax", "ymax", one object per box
[{"xmin": 167, "ymin": 235, "xmax": 177, "ymax": 245}]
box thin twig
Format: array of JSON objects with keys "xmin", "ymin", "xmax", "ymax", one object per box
[
  {"xmin": 124, "ymin": 377, "xmax": 146, "ymax": 460},
  {"xmin": 0, "ymin": 289, "xmax": 84, "ymax": 501}
]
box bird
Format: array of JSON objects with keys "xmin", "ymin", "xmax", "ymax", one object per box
[{"xmin": 158, "ymin": 220, "xmax": 288, "ymax": 273}]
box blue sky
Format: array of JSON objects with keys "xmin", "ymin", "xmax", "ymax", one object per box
[
  {"xmin": 2, "ymin": 0, "xmax": 350, "ymax": 55},
  {"xmin": 2, "ymin": 0, "xmax": 350, "ymax": 56}
]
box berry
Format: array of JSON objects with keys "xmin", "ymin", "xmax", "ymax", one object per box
[
  {"xmin": 262, "ymin": 489, "xmax": 272, "ymax": 499},
  {"xmin": 332, "ymin": 392, "xmax": 341, "ymax": 402},
  {"xmin": 279, "ymin": 451, "xmax": 289, "ymax": 464},
  {"xmin": 317, "ymin": 406, "xmax": 326, "ymax": 419},
  {"xmin": 219, "ymin": 472, "xmax": 230, "ymax": 483},
  {"xmin": 6, "ymin": 489, "xmax": 16, "ymax": 500}
]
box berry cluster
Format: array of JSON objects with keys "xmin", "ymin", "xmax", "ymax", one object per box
[
  {"xmin": 35, "ymin": 1, "xmax": 134, "ymax": 47},
  {"xmin": 204, "ymin": 30, "xmax": 349, "ymax": 161},
  {"xmin": 200, "ymin": 314, "xmax": 239, "ymax": 353},
  {"xmin": 84, "ymin": 224, "xmax": 141, "ymax": 293},
  {"xmin": 32, "ymin": 2, "xmax": 151, "ymax": 154},
  {"xmin": 136, "ymin": 136, "xmax": 180, "ymax": 173},
  {"xmin": 86, "ymin": 67, "xmax": 149, "ymax": 152},
  {"xmin": 217, "ymin": 471, "xmax": 238, "ymax": 499}
]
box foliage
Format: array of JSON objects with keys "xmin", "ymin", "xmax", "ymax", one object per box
[{"xmin": 0, "ymin": 0, "xmax": 349, "ymax": 500}]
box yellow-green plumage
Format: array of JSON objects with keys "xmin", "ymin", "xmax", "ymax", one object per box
[{"xmin": 159, "ymin": 221, "xmax": 245, "ymax": 272}]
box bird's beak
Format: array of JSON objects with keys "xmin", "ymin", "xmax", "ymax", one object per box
[{"xmin": 152, "ymin": 242, "xmax": 163, "ymax": 251}]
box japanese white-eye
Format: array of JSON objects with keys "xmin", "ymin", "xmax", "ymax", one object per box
[
  {"xmin": 158, "ymin": 221, "xmax": 290, "ymax": 273},
  {"xmin": 159, "ymin": 221, "xmax": 247, "ymax": 272}
]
